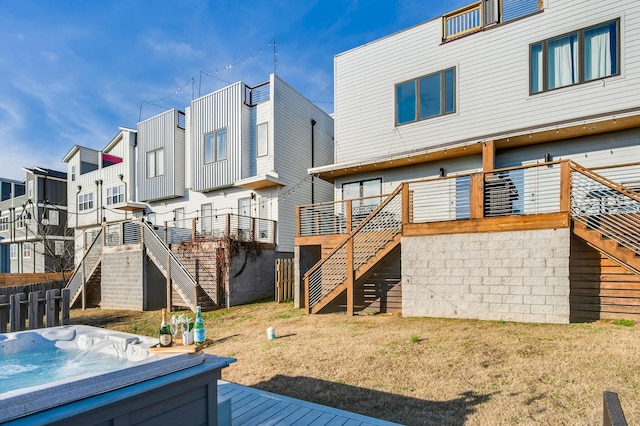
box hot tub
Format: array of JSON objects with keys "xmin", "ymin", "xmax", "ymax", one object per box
[{"xmin": 0, "ymin": 325, "xmax": 235, "ymax": 424}]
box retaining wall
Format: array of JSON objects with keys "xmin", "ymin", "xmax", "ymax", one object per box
[{"xmin": 402, "ymin": 228, "xmax": 571, "ymax": 324}]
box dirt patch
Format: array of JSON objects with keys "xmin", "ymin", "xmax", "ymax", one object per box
[{"xmin": 70, "ymin": 302, "xmax": 640, "ymax": 425}]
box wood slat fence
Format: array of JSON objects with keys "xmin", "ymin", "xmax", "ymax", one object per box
[
  {"xmin": 0, "ymin": 272, "xmax": 67, "ymax": 287},
  {"xmin": 275, "ymin": 259, "xmax": 294, "ymax": 303},
  {"xmin": 0, "ymin": 288, "xmax": 70, "ymax": 333}
]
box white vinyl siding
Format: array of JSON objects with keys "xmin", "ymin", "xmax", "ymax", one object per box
[
  {"xmin": 272, "ymin": 76, "xmax": 335, "ymax": 252},
  {"xmin": 334, "ymin": 1, "xmax": 638, "ymax": 165}
]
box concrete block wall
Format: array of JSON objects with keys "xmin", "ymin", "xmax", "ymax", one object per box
[
  {"xmin": 402, "ymin": 228, "xmax": 571, "ymax": 324},
  {"xmin": 228, "ymin": 247, "xmax": 277, "ymax": 306},
  {"xmin": 101, "ymin": 245, "xmax": 145, "ymax": 310}
]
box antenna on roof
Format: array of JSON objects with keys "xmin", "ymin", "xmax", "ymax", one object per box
[{"xmin": 272, "ymin": 38, "xmax": 277, "ymax": 75}]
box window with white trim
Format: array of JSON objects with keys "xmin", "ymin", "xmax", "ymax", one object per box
[
  {"xmin": 47, "ymin": 209, "xmax": 59, "ymax": 226},
  {"xmin": 28, "ymin": 180, "xmax": 33, "ymax": 199},
  {"xmin": 530, "ymin": 19, "xmax": 619, "ymax": 94},
  {"xmin": 106, "ymin": 184, "xmax": 124, "ymax": 205},
  {"xmin": 146, "ymin": 149, "xmax": 165, "ymax": 178},
  {"xmin": 55, "ymin": 241, "xmax": 65, "ymax": 256},
  {"xmin": 257, "ymin": 123, "xmax": 268, "ymax": 157},
  {"xmin": 0, "ymin": 216, "xmax": 8, "ymax": 232},
  {"xmin": 23, "ymin": 243, "xmax": 32, "ymax": 259},
  {"xmin": 78, "ymin": 193, "xmax": 94, "ymax": 211},
  {"xmin": 204, "ymin": 129, "xmax": 227, "ymax": 163},
  {"xmin": 10, "ymin": 244, "xmax": 17, "ymax": 259}
]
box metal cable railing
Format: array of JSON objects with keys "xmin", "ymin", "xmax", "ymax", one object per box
[
  {"xmin": 298, "ymin": 194, "xmax": 389, "ymax": 237},
  {"xmin": 570, "ymin": 165, "xmax": 640, "ymax": 255},
  {"xmin": 409, "ymin": 176, "xmax": 469, "ymax": 222},
  {"xmin": 143, "ymin": 222, "xmax": 197, "ymax": 311},
  {"xmin": 306, "ymin": 187, "xmax": 403, "ymax": 310},
  {"xmin": 66, "ymin": 227, "xmax": 104, "ymax": 306}
]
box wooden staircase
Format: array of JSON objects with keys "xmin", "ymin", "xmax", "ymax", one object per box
[
  {"xmin": 572, "ymin": 221, "xmax": 640, "ymax": 274},
  {"xmin": 305, "ymin": 186, "xmax": 404, "ymax": 314}
]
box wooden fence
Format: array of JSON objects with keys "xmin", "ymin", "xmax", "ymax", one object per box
[
  {"xmin": 0, "ymin": 288, "xmax": 70, "ymax": 333},
  {"xmin": 0, "ymin": 272, "xmax": 67, "ymax": 287},
  {"xmin": 275, "ymin": 259, "xmax": 294, "ymax": 303}
]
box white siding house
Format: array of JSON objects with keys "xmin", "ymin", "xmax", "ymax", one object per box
[
  {"xmin": 299, "ymin": 0, "xmax": 640, "ymax": 324},
  {"xmin": 63, "ymin": 74, "xmax": 333, "ymax": 311}
]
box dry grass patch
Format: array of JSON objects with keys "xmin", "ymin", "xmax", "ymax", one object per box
[{"xmin": 71, "ymin": 302, "xmax": 640, "ymax": 425}]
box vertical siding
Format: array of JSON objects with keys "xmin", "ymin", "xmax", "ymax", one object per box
[
  {"xmin": 272, "ymin": 75, "xmax": 334, "ymax": 252},
  {"xmin": 184, "ymin": 107, "xmax": 192, "ymax": 189},
  {"xmin": 334, "ymin": 0, "xmax": 640, "ymax": 165},
  {"xmin": 137, "ymin": 109, "xmax": 184, "ymax": 202},
  {"xmin": 191, "ymin": 82, "xmax": 244, "ymax": 191}
]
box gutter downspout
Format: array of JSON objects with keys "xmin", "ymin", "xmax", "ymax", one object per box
[{"xmin": 311, "ymin": 119, "xmax": 316, "ymax": 204}]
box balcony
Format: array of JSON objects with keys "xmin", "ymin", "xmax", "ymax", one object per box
[{"xmin": 442, "ymin": 0, "xmax": 542, "ymax": 42}]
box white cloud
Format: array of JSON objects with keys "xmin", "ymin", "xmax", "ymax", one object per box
[{"xmin": 145, "ymin": 38, "xmax": 202, "ymax": 59}]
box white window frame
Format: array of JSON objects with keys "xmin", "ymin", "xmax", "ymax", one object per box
[
  {"xmin": 257, "ymin": 122, "xmax": 268, "ymax": 157},
  {"xmin": 23, "ymin": 243, "xmax": 32, "ymax": 259},
  {"xmin": 146, "ymin": 148, "xmax": 165, "ymax": 179},
  {"xmin": 55, "ymin": 240, "xmax": 65, "ymax": 256},
  {"xmin": 9, "ymin": 244, "xmax": 17, "ymax": 259},
  {"xmin": 0, "ymin": 216, "xmax": 8, "ymax": 232},
  {"xmin": 28, "ymin": 180, "xmax": 33, "ymax": 199},
  {"xmin": 204, "ymin": 129, "xmax": 227, "ymax": 164},
  {"xmin": 106, "ymin": 184, "xmax": 125, "ymax": 205},
  {"xmin": 48, "ymin": 209, "xmax": 59, "ymax": 226},
  {"xmin": 78, "ymin": 192, "xmax": 94, "ymax": 212}
]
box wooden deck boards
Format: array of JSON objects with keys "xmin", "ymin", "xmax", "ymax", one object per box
[{"xmin": 217, "ymin": 381, "xmax": 401, "ymax": 426}]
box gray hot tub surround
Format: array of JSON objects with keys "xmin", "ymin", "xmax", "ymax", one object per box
[{"xmin": 0, "ymin": 325, "xmax": 235, "ymax": 423}]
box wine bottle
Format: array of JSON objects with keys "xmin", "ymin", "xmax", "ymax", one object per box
[
  {"xmin": 193, "ymin": 306, "xmax": 206, "ymax": 345},
  {"xmin": 159, "ymin": 308, "xmax": 173, "ymax": 347}
]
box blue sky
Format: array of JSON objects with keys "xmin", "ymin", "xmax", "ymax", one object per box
[{"xmin": 0, "ymin": 0, "xmax": 469, "ymax": 180}]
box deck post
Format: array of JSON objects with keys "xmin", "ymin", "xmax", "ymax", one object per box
[
  {"xmin": 560, "ymin": 160, "xmax": 571, "ymax": 213},
  {"xmin": 401, "ymin": 183, "xmax": 410, "ymax": 226},
  {"xmin": 470, "ymin": 173, "xmax": 485, "ymax": 219},
  {"xmin": 482, "ymin": 140, "xmax": 495, "ymax": 172},
  {"xmin": 346, "ymin": 236, "xmax": 354, "ymax": 316}
]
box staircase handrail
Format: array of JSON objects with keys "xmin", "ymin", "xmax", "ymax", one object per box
[
  {"xmin": 570, "ymin": 161, "xmax": 640, "ymax": 255},
  {"xmin": 65, "ymin": 227, "xmax": 104, "ymax": 306},
  {"xmin": 305, "ymin": 184, "xmax": 404, "ymax": 310},
  {"xmin": 142, "ymin": 221, "xmax": 198, "ymax": 311},
  {"xmin": 570, "ymin": 161, "xmax": 640, "ymax": 203}
]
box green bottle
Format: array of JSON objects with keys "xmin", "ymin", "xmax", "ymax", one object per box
[
  {"xmin": 159, "ymin": 308, "xmax": 173, "ymax": 347},
  {"xmin": 193, "ymin": 306, "xmax": 206, "ymax": 345}
]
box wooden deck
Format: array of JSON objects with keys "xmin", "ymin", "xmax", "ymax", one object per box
[{"xmin": 217, "ymin": 381, "xmax": 401, "ymax": 426}]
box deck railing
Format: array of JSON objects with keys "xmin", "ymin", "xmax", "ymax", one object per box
[
  {"xmin": 143, "ymin": 221, "xmax": 197, "ymax": 311},
  {"xmin": 298, "ymin": 194, "xmax": 390, "ymax": 237},
  {"xmin": 442, "ymin": 2, "xmax": 483, "ymax": 41},
  {"xmin": 244, "ymin": 81, "xmax": 270, "ymax": 106},
  {"xmin": 570, "ymin": 163, "xmax": 640, "ymax": 255},
  {"xmin": 164, "ymin": 213, "xmax": 276, "ymax": 245},
  {"xmin": 299, "ymin": 162, "xmax": 564, "ymax": 237},
  {"xmin": 66, "ymin": 227, "xmax": 104, "ymax": 307},
  {"xmin": 305, "ymin": 187, "xmax": 403, "ymax": 313}
]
